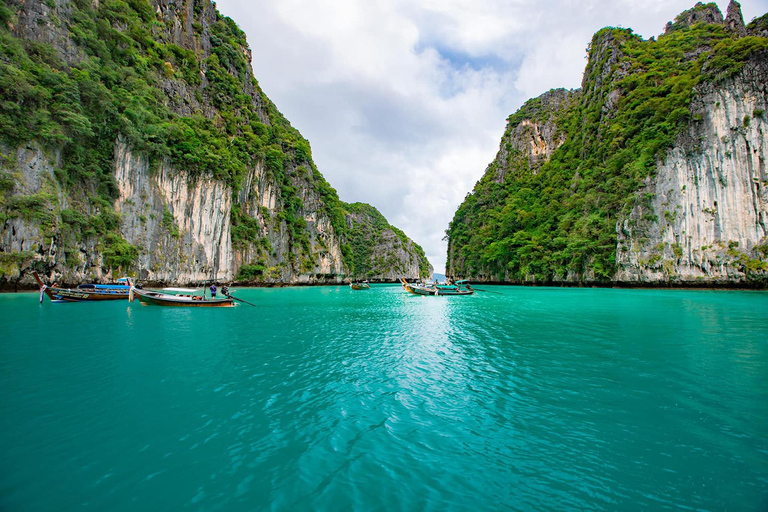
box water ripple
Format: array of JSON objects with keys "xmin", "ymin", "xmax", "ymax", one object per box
[{"xmin": 1, "ymin": 286, "xmax": 767, "ymax": 511}]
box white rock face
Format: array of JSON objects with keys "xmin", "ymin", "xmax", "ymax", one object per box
[
  {"xmin": 114, "ymin": 139, "xmax": 349, "ymax": 284},
  {"xmin": 370, "ymin": 230, "xmax": 428, "ymax": 279},
  {"xmin": 233, "ymin": 161, "xmax": 347, "ymax": 283},
  {"xmin": 490, "ymin": 89, "xmax": 574, "ymax": 183},
  {"xmin": 1, "ymin": 144, "xmax": 69, "ymax": 285},
  {"xmin": 114, "ymin": 138, "xmax": 234, "ymax": 283},
  {"xmin": 1, "ymin": 145, "xmax": 59, "ymax": 255},
  {"xmin": 0, "ymin": 144, "xmax": 116, "ymax": 283},
  {"xmin": 616, "ymin": 61, "xmax": 768, "ymax": 284},
  {"xmin": 2, "ymin": 136, "xmax": 424, "ymax": 286}
]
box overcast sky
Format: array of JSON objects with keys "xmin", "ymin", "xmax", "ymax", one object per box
[{"xmin": 214, "ymin": 0, "xmax": 767, "ymax": 274}]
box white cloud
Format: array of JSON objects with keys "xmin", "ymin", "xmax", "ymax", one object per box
[{"xmin": 214, "ymin": 0, "xmax": 768, "ymax": 273}]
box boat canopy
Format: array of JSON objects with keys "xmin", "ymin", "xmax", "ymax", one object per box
[{"xmin": 78, "ymin": 283, "xmax": 131, "ymax": 289}]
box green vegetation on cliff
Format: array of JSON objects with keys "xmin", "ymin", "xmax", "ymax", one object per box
[
  {"xmin": 0, "ymin": 0, "xmax": 429, "ymax": 281},
  {"xmin": 446, "ymin": 14, "xmax": 768, "ymax": 282},
  {"xmin": 0, "ymin": 0, "xmax": 339, "ymax": 268},
  {"xmin": 345, "ymin": 202, "xmax": 430, "ymax": 279}
]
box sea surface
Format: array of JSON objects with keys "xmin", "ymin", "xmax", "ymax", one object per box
[{"xmin": 1, "ymin": 285, "xmax": 767, "ymax": 511}]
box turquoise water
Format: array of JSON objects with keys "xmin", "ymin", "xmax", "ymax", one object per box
[{"xmin": 1, "ymin": 285, "xmax": 767, "ymax": 511}]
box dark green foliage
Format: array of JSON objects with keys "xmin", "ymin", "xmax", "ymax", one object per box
[
  {"xmin": 312, "ymin": 167, "xmax": 348, "ymax": 245},
  {"xmin": 0, "ymin": 0, "xmax": 299, "ymax": 269},
  {"xmin": 0, "ymin": 171, "xmax": 15, "ymax": 192},
  {"xmin": 230, "ymin": 204, "xmax": 262, "ymax": 249},
  {"xmin": 345, "ymin": 202, "xmax": 391, "ymax": 278},
  {"xmin": 237, "ymin": 262, "xmax": 266, "ymax": 280},
  {"xmin": 0, "ymin": 4, "xmax": 15, "ymax": 26},
  {"xmin": 167, "ymin": 44, "xmax": 201, "ymax": 85},
  {"xmin": 60, "ymin": 208, "xmax": 89, "ymax": 229},
  {"xmin": 5, "ymin": 192, "xmax": 53, "ymax": 218},
  {"xmin": 447, "ymin": 19, "xmax": 767, "ymax": 282},
  {"xmin": 705, "ymin": 37, "xmax": 768, "ymax": 77},
  {"xmin": 747, "ymin": 13, "xmax": 768, "ymax": 33},
  {"xmin": 161, "ymin": 207, "xmax": 179, "ymax": 238},
  {"xmin": 102, "ymin": 233, "xmax": 138, "ymax": 270},
  {"xmin": 161, "ymin": 115, "xmax": 247, "ymax": 183}
]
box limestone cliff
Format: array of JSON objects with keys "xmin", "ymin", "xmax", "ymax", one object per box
[
  {"xmin": 489, "ymin": 89, "xmax": 576, "ymax": 184},
  {"xmin": 446, "ymin": 0, "xmax": 768, "ymax": 286},
  {"xmin": 616, "ymin": 54, "xmax": 768, "ymax": 284},
  {"xmin": 0, "ymin": 0, "xmax": 431, "ymax": 288},
  {"xmin": 344, "ymin": 203, "xmax": 431, "ymax": 281}
]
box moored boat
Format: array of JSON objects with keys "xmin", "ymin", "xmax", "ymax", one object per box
[
  {"xmin": 129, "ymin": 286, "xmax": 235, "ymax": 307},
  {"xmin": 400, "ymin": 278, "xmax": 474, "ymax": 296},
  {"xmin": 34, "ymin": 271, "xmax": 131, "ymax": 303},
  {"xmin": 349, "ymin": 280, "xmax": 371, "ymax": 290}
]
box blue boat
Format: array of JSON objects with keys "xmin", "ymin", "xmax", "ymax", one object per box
[{"xmin": 34, "ymin": 272, "xmax": 131, "ymax": 303}]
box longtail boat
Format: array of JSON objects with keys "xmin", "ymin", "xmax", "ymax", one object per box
[
  {"xmin": 400, "ymin": 278, "xmax": 474, "ymax": 296},
  {"xmin": 34, "ymin": 271, "xmax": 131, "ymax": 303},
  {"xmin": 349, "ymin": 280, "xmax": 371, "ymax": 290},
  {"xmin": 129, "ymin": 286, "xmax": 235, "ymax": 307}
]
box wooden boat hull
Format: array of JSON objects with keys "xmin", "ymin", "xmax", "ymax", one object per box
[
  {"xmin": 131, "ymin": 288, "xmax": 235, "ymax": 307},
  {"xmin": 33, "ymin": 272, "xmax": 130, "ymax": 302},
  {"xmin": 410, "ymin": 286, "xmax": 473, "ymax": 296},
  {"xmin": 350, "ymin": 283, "xmax": 371, "ymax": 290},
  {"xmin": 45, "ymin": 288, "xmax": 130, "ymax": 302},
  {"xmin": 435, "ymin": 288, "xmax": 473, "ymax": 296},
  {"xmin": 408, "ymin": 284, "xmax": 439, "ymax": 296},
  {"xmin": 400, "ymin": 278, "xmax": 473, "ymax": 296},
  {"xmin": 434, "ymin": 285, "xmax": 474, "ymax": 296}
]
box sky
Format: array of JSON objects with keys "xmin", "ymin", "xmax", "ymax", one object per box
[{"xmin": 214, "ymin": 0, "xmax": 767, "ymax": 273}]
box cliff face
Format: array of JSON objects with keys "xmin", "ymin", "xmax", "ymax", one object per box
[
  {"xmin": 0, "ymin": 0, "xmax": 431, "ymax": 287},
  {"xmin": 344, "ymin": 203, "xmax": 432, "ymax": 281},
  {"xmin": 446, "ymin": 0, "xmax": 768, "ymax": 286},
  {"xmin": 1, "ymin": 145, "xmax": 63, "ymax": 267},
  {"xmin": 114, "ymin": 138, "xmax": 235, "ymax": 283},
  {"xmin": 112, "ymin": 138, "xmax": 350, "ymax": 284},
  {"xmin": 491, "ymin": 89, "xmax": 576, "ymax": 184},
  {"xmin": 445, "ymin": 89, "xmax": 577, "ymax": 280},
  {"xmin": 616, "ymin": 55, "xmax": 768, "ymax": 284}
]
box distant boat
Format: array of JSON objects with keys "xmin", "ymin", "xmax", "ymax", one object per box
[
  {"xmin": 33, "ymin": 271, "xmax": 131, "ymax": 303},
  {"xmin": 349, "ymin": 280, "xmax": 371, "ymax": 290},
  {"xmin": 400, "ymin": 278, "xmax": 474, "ymax": 296},
  {"xmin": 129, "ymin": 286, "xmax": 235, "ymax": 307}
]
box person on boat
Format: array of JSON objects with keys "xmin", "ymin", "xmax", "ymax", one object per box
[
  {"xmin": 210, "ymin": 284, "xmax": 217, "ymax": 299},
  {"xmin": 222, "ymin": 285, "xmax": 229, "ymax": 297}
]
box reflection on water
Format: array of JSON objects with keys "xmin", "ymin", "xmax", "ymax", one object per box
[{"xmin": 1, "ymin": 286, "xmax": 767, "ymax": 511}]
